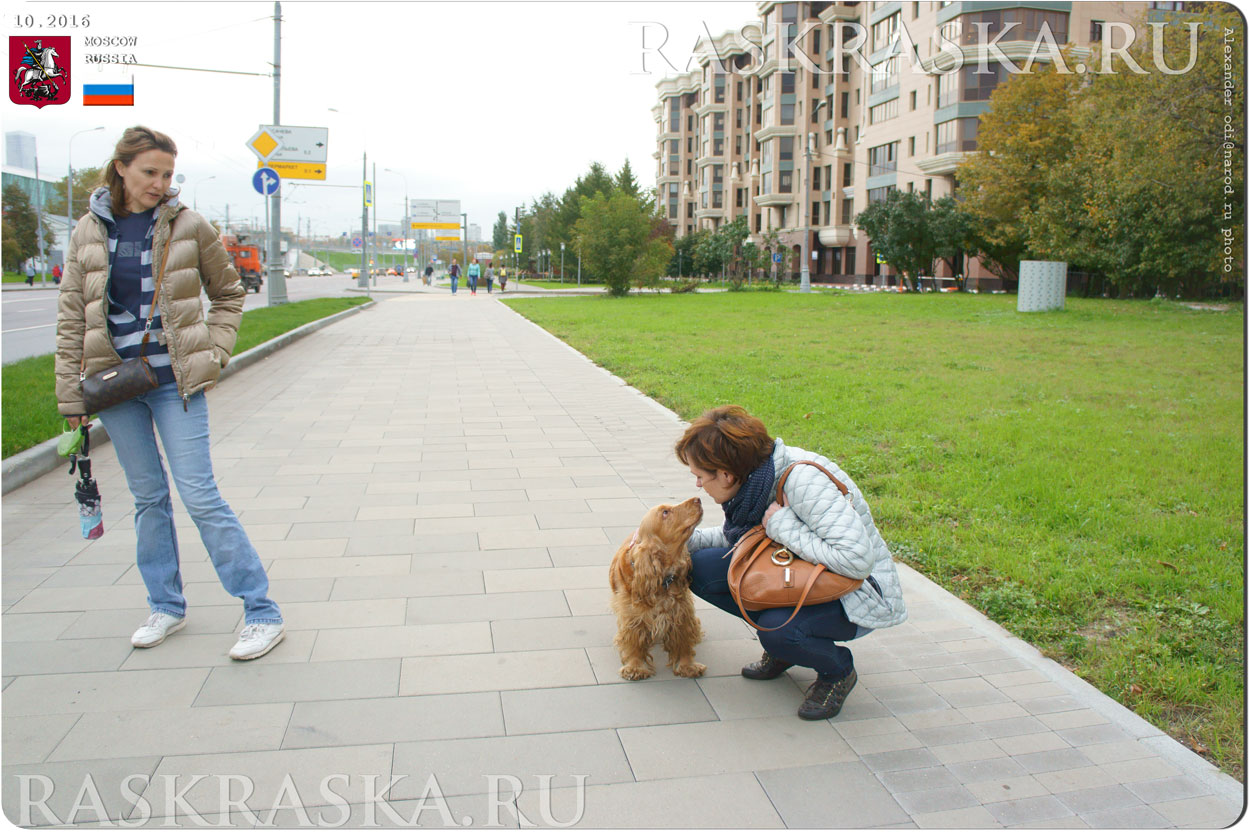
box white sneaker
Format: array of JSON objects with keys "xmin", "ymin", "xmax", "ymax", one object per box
[
  {"xmin": 228, "ymin": 622, "xmax": 285, "ymax": 660},
  {"xmin": 131, "ymin": 612, "xmax": 186, "ymax": 648}
]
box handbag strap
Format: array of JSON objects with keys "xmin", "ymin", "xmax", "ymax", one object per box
[
  {"xmin": 775, "ymin": 460, "xmax": 849, "ymax": 506},
  {"xmin": 79, "ymin": 227, "xmax": 173, "ymax": 376}
]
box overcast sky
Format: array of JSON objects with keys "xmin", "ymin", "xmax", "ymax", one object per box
[{"xmin": 4, "ymin": 0, "xmax": 757, "ymax": 239}]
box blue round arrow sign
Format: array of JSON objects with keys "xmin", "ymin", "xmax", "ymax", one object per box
[{"xmin": 253, "ymin": 167, "xmax": 281, "ymax": 196}]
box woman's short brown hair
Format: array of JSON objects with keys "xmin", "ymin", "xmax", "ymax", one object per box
[
  {"xmin": 101, "ymin": 126, "xmax": 177, "ymax": 219},
  {"xmin": 675, "ymin": 405, "xmax": 774, "ymax": 483}
]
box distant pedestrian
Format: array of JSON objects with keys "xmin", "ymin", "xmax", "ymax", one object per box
[
  {"xmin": 449, "ymin": 262, "xmax": 460, "ymax": 294},
  {"xmin": 424, "ymin": 265, "xmax": 433, "ymax": 287},
  {"xmin": 467, "ymin": 261, "xmax": 480, "ymax": 295},
  {"xmin": 499, "ymin": 267, "xmax": 508, "ymax": 292},
  {"xmin": 52, "ymin": 263, "xmax": 62, "ymax": 284},
  {"xmin": 25, "ymin": 259, "xmax": 35, "ymax": 285},
  {"xmin": 485, "ymin": 265, "xmax": 494, "ymax": 294}
]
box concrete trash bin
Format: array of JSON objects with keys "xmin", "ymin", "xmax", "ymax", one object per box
[{"xmin": 1017, "ymin": 260, "xmax": 1067, "ymax": 312}]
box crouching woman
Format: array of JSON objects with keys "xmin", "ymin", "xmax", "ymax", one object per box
[{"xmin": 675, "ymin": 405, "xmax": 906, "ymax": 720}]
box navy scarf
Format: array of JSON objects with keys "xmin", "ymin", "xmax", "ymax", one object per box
[{"xmin": 722, "ymin": 452, "xmax": 776, "ymax": 546}]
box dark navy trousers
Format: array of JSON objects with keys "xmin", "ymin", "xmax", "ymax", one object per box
[{"xmin": 690, "ymin": 546, "xmax": 864, "ymax": 680}]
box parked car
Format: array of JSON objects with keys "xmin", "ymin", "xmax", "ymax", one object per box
[
  {"xmin": 347, "ymin": 268, "xmax": 360, "ymax": 278},
  {"xmin": 307, "ymin": 267, "xmax": 324, "ymax": 276},
  {"xmin": 386, "ymin": 267, "xmax": 401, "ymax": 276}
]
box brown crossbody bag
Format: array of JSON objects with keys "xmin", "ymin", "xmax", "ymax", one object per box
[
  {"xmin": 726, "ymin": 460, "xmax": 865, "ymax": 632},
  {"xmin": 79, "ymin": 239, "xmax": 172, "ymax": 414}
]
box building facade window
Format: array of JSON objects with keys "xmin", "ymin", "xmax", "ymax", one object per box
[
  {"xmin": 843, "ymin": 162, "xmax": 853, "ymax": 187},
  {"xmin": 870, "ymin": 56, "xmax": 898, "ymax": 93},
  {"xmin": 668, "ymin": 182, "xmax": 679, "ymax": 218},
  {"xmin": 1090, "ymin": 20, "xmax": 1104, "ymax": 41},
  {"xmin": 840, "ymin": 91, "xmax": 850, "ymax": 118},
  {"xmin": 867, "ymin": 185, "xmax": 897, "ymax": 203},
  {"xmin": 779, "ymin": 171, "xmax": 794, "ymax": 193},
  {"xmin": 714, "ymin": 74, "xmax": 726, "ymax": 103},
  {"xmin": 952, "ymin": 9, "xmax": 1068, "ymax": 46},
  {"xmin": 779, "ymin": 136, "xmax": 795, "ymax": 163},
  {"xmin": 781, "ymin": 101, "xmax": 796, "ymax": 125},
  {"xmin": 869, "ymin": 98, "xmax": 898, "ymax": 124},
  {"xmin": 910, "ymin": 90, "xmax": 917, "ymax": 110},
  {"xmin": 908, "ymin": 135, "xmax": 915, "ymax": 156},
  {"xmin": 841, "ymin": 197, "xmax": 853, "ymax": 224},
  {"xmin": 871, "ymin": 11, "xmax": 900, "ymax": 51},
  {"xmin": 669, "ymin": 98, "xmax": 680, "ymax": 131},
  {"xmin": 935, "ymin": 117, "xmax": 980, "ymax": 153},
  {"xmin": 868, "ymin": 141, "xmax": 899, "ymax": 175}
]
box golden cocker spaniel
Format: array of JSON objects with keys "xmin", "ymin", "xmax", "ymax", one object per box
[{"xmin": 608, "ymin": 497, "xmax": 706, "ymax": 680}]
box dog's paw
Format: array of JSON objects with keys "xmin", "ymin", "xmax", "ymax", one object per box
[
  {"xmin": 619, "ymin": 665, "xmax": 655, "ymax": 681},
  {"xmin": 673, "ymin": 661, "xmax": 707, "ymax": 678}
]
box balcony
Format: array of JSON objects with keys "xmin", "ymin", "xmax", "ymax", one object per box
[
  {"xmin": 818, "ymin": 225, "xmax": 854, "ymax": 247},
  {"xmin": 817, "ymin": 3, "xmax": 862, "ymax": 23},
  {"xmin": 915, "ymin": 151, "xmax": 969, "ymax": 175},
  {"xmin": 755, "ymin": 192, "xmax": 794, "ymax": 207}
]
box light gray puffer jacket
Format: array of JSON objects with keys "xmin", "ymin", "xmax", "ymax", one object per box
[{"xmin": 688, "ymin": 438, "xmax": 907, "ymax": 630}]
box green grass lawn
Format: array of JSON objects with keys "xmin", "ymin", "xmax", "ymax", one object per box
[
  {"xmin": 2, "ymin": 297, "xmax": 369, "ymax": 459},
  {"xmin": 503, "ymin": 291, "xmax": 1246, "ymax": 778}
]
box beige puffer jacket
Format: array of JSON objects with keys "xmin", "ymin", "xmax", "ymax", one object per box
[{"xmin": 55, "ymin": 190, "xmax": 245, "ymax": 415}]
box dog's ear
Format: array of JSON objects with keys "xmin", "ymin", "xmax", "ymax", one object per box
[{"xmin": 630, "ymin": 541, "xmax": 667, "ymax": 606}]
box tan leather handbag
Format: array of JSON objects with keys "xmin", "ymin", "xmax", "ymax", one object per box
[{"xmin": 726, "ymin": 460, "xmax": 864, "ymax": 631}]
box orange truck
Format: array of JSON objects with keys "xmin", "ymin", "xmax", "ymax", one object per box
[{"xmin": 220, "ymin": 234, "xmax": 265, "ymax": 293}]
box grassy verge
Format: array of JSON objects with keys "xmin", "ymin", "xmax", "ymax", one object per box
[
  {"xmin": 2, "ymin": 296, "xmax": 369, "ymax": 459},
  {"xmin": 503, "ymin": 291, "xmax": 1245, "ymax": 778},
  {"xmin": 513, "ymin": 279, "xmax": 598, "ymax": 290}
]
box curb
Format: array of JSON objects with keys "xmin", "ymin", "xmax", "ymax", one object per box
[{"xmin": 0, "ymin": 300, "xmax": 376, "ymax": 495}]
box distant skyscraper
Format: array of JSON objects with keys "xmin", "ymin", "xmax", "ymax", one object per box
[{"xmin": 5, "ymin": 131, "xmax": 36, "ymax": 172}]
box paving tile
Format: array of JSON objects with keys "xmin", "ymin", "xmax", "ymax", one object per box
[
  {"xmin": 1145, "ymin": 789, "xmax": 1240, "ymax": 824},
  {"xmin": 619, "ymin": 716, "xmax": 855, "ymax": 781},
  {"xmin": 515, "ymin": 772, "xmax": 784, "ymax": 828},
  {"xmin": 279, "ymin": 599, "xmax": 407, "ymax": 630},
  {"xmin": 265, "ymin": 555, "xmax": 412, "ymax": 579},
  {"xmin": 1, "ymin": 638, "xmax": 134, "ymax": 676},
  {"xmin": 945, "ymin": 757, "xmax": 1029, "ymax": 784},
  {"xmin": 964, "ymin": 774, "xmax": 1051, "ymax": 804},
  {"xmin": 845, "ymin": 731, "xmax": 925, "ymax": 755},
  {"xmin": 584, "ymin": 638, "xmax": 760, "ymax": 685},
  {"xmin": 892, "ymin": 784, "xmax": 980, "ymax": 815},
  {"xmin": 991, "ymin": 731, "xmax": 1070, "ymax": 756},
  {"xmin": 976, "ymin": 716, "xmax": 1050, "ymax": 739},
  {"xmin": 2, "ymin": 756, "xmax": 161, "ymax": 824},
  {"xmin": 344, "ymin": 533, "xmax": 480, "ymax": 557},
  {"xmin": 0, "ymin": 612, "xmax": 80, "ymax": 642},
  {"xmin": 861, "ymin": 748, "xmax": 943, "ymax": 774},
  {"xmin": 834, "ymin": 716, "xmax": 909, "ymax": 739},
  {"xmin": 502, "ymin": 680, "xmax": 715, "ymax": 736},
  {"xmin": 695, "ymin": 674, "xmax": 807, "ymax": 720},
  {"xmin": 930, "ymin": 740, "xmax": 1009, "ymax": 765},
  {"xmin": 877, "ymin": 766, "xmax": 963, "ymax": 794},
  {"xmin": 756, "ymin": 761, "xmax": 911, "ymax": 827},
  {"xmin": 1077, "ymin": 804, "xmax": 1170, "ymax": 827},
  {"xmin": 984, "ymin": 794, "xmax": 1075, "ymax": 825},
  {"xmin": 2, "ymin": 714, "xmax": 80, "ymax": 764},
  {"xmin": 49, "ymin": 704, "xmax": 293, "ymax": 761},
  {"xmin": 399, "ymin": 649, "xmax": 596, "ymax": 695},
  {"xmin": 910, "ymin": 805, "xmax": 1002, "ymax": 828},
  {"xmin": 311, "ymin": 622, "xmax": 492, "ymax": 662},
  {"xmin": 140, "ymin": 744, "xmax": 395, "ymax": 816},
  {"xmin": 1036, "ymin": 708, "xmax": 1110, "ymax": 731},
  {"xmin": 4, "ymin": 667, "xmax": 209, "ymax": 715},
  {"xmin": 327, "ymin": 571, "xmax": 486, "ymax": 601},
  {"xmin": 911, "ymin": 723, "xmax": 990, "ymax": 747},
  {"xmin": 898, "ymin": 710, "xmax": 972, "ymax": 731},
  {"xmin": 1055, "ymin": 783, "xmax": 1144, "ymax": 813},
  {"xmin": 483, "ymin": 565, "xmax": 606, "ymax": 592},
  {"xmin": 489, "ymin": 614, "xmax": 617, "ymax": 652},
  {"xmin": 405, "ymin": 590, "xmax": 569, "ymax": 625},
  {"xmin": 1123, "ymin": 775, "xmax": 1212, "ymax": 804},
  {"xmin": 957, "ymin": 702, "xmax": 1030, "ymax": 723},
  {"xmin": 1013, "ymin": 747, "xmax": 1096, "ymax": 775},
  {"xmin": 562, "ymin": 587, "xmax": 614, "ymax": 616},
  {"xmin": 195, "ymin": 658, "xmax": 400, "ymax": 705},
  {"xmin": 390, "ymin": 730, "xmax": 632, "ymax": 799},
  {"xmin": 1097, "ymin": 756, "xmax": 1182, "ymax": 783},
  {"xmin": 283, "ymin": 693, "xmax": 504, "ymax": 749},
  {"xmin": 1052, "ymin": 722, "xmax": 1133, "ymax": 747}
]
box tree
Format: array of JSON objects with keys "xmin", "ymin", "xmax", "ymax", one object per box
[
  {"xmin": 1029, "ymin": 7, "xmax": 1245, "ymax": 296},
  {"xmin": 615, "ymin": 159, "xmax": 641, "ymax": 199},
  {"xmin": 574, "ymin": 192, "xmax": 672, "ymax": 296},
  {"xmin": 492, "ymin": 211, "xmax": 509, "ymax": 252},
  {"xmin": 1, "ymin": 184, "xmax": 40, "ymax": 272},
  {"xmin": 955, "ymin": 52, "xmax": 1084, "ymax": 285},
  {"xmin": 928, "ymin": 196, "xmax": 977, "ymax": 287},
  {"xmin": 45, "ymin": 165, "xmax": 102, "ymax": 220},
  {"xmin": 854, "ymin": 191, "xmax": 937, "ymax": 291},
  {"xmin": 668, "ymin": 231, "xmax": 700, "ymax": 277}
]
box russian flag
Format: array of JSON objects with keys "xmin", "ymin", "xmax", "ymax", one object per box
[{"xmin": 83, "ymin": 82, "xmax": 134, "ymax": 106}]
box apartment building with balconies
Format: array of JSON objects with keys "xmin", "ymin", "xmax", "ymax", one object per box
[{"xmin": 655, "ymin": 1, "xmax": 1173, "ymax": 288}]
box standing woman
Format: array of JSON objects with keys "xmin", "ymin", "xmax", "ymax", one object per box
[
  {"xmin": 676, "ymin": 405, "xmax": 906, "ymax": 719},
  {"xmin": 55, "ymin": 126, "xmax": 284, "ymax": 660}
]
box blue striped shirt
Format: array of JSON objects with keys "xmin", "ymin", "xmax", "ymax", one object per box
[{"xmin": 106, "ymin": 208, "xmax": 175, "ymax": 385}]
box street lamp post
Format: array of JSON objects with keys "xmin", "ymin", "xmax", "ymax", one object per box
[
  {"xmin": 194, "ymin": 175, "xmax": 216, "ymax": 212},
  {"xmin": 800, "ymin": 100, "xmax": 827, "ymax": 294},
  {"xmin": 383, "ymin": 167, "xmax": 409, "ymax": 281},
  {"xmin": 560, "ymin": 242, "xmax": 565, "ymax": 284},
  {"xmin": 68, "ymin": 126, "xmax": 104, "ymax": 242}
]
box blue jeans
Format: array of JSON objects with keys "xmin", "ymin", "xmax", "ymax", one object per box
[
  {"xmin": 690, "ymin": 546, "xmax": 864, "ymax": 679},
  {"xmin": 97, "ymin": 383, "xmax": 282, "ymax": 624},
  {"xmin": 468, "ymin": 276, "xmax": 478, "ymax": 292},
  {"xmin": 450, "ymin": 275, "xmax": 458, "ymax": 294}
]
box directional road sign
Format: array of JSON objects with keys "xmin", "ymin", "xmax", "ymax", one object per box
[
  {"xmin": 514, "ymin": 234, "xmax": 523, "ymax": 254},
  {"xmin": 259, "ymin": 160, "xmax": 326, "ymax": 181},
  {"xmin": 772, "ymin": 252, "xmax": 782, "ymax": 264},
  {"xmin": 246, "ymin": 125, "xmax": 329, "ymax": 163},
  {"xmin": 252, "ymin": 167, "xmax": 281, "ymax": 196}
]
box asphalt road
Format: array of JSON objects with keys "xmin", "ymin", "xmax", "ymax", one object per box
[{"xmin": 1, "ymin": 274, "xmax": 359, "ymax": 365}]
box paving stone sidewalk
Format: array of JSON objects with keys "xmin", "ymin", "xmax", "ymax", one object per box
[{"xmin": 1, "ymin": 294, "xmax": 1242, "ymax": 828}]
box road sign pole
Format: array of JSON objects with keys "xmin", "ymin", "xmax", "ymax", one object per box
[
  {"xmin": 360, "ymin": 152, "xmax": 369, "ymax": 292},
  {"xmin": 267, "ymin": 1, "xmax": 289, "ymax": 305}
]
